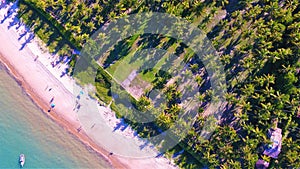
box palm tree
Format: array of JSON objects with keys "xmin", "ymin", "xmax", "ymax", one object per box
[
  {"xmin": 87, "ymin": 21, "xmax": 96, "ymax": 33},
  {"xmin": 157, "ymin": 113, "xmax": 172, "ymax": 129}
]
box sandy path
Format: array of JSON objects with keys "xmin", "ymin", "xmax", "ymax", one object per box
[{"xmin": 0, "ymin": 2, "xmax": 176, "ymax": 169}]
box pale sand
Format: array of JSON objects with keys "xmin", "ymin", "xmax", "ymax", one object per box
[{"xmin": 0, "ymin": 2, "xmax": 177, "ymax": 169}]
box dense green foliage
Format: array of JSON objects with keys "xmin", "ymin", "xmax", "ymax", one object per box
[{"xmin": 16, "ymin": 0, "xmax": 300, "ymax": 168}]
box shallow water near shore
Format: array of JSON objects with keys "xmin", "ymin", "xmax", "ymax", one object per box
[{"xmin": 0, "ymin": 66, "xmax": 111, "ymax": 168}]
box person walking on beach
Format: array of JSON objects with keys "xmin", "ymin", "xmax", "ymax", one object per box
[
  {"xmin": 77, "ymin": 126, "xmax": 82, "ymax": 132},
  {"xmin": 50, "ymin": 96, "xmax": 54, "ymax": 103},
  {"xmin": 34, "ymin": 55, "xmax": 39, "ymax": 61},
  {"xmin": 73, "ymin": 100, "xmax": 79, "ymax": 111},
  {"xmin": 45, "ymin": 85, "xmax": 53, "ymax": 91},
  {"xmin": 76, "ymin": 104, "xmax": 81, "ymax": 112}
]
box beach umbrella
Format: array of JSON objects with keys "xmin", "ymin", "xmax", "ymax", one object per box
[
  {"xmin": 50, "ymin": 103, "xmax": 55, "ymax": 108},
  {"xmin": 80, "ymin": 91, "xmax": 84, "ymax": 95}
]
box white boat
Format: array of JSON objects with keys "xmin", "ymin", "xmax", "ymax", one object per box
[{"xmin": 19, "ymin": 154, "xmax": 25, "ymax": 167}]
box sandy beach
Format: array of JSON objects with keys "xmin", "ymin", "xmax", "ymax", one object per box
[{"xmin": 0, "ymin": 2, "xmax": 176, "ymax": 169}]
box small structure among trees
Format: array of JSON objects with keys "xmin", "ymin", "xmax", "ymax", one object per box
[
  {"xmin": 255, "ymin": 159, "xmax": 270, "ymax": 169},
  {"xmin": 255, "ymin": 119, "xmax": 283, "ymax": 168},
  {"xmin": 263, "ymin": 119, "xmax": 282, "ymax": 159},
  {"xmin": 263, "ymin": 128, "xmax": 282, "ymax": 158}
]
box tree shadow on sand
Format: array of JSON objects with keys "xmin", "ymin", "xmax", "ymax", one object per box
[
  {"xmin": 19, "ymin": 33, "xmax": 34, "ymax": 50},
  {"xmin": 0, "ymin": 2, "xmax": 18, "ymax": 24}
]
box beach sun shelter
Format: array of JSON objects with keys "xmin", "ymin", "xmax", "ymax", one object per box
[{"xmin": 50, "ymin": 103, "xmax": 55, "ymax": 108}]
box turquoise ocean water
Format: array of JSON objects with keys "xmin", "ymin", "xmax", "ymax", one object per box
[{"xmin": 0, "ymin": 65, "xmax": 111, "ymax": 168}]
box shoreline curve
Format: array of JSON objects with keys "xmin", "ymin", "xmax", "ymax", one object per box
[{"xmin": 0, "ymin": 53, "xmax": 128, "ymax": 169}]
